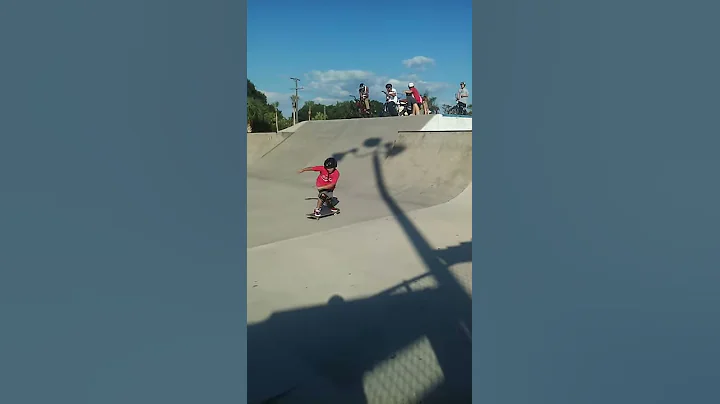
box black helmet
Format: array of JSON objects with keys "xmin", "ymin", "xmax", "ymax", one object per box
[
  {"xmin": 359, "ymin": 83, "xmax": 364, "ymax": 88},
  {"xmin": 385, "ymin": 83, "xmax": 392, "ymax": 88},
  {"xmin": 324, "ymin": 157, "xmax": 337, "ymax": 169}
]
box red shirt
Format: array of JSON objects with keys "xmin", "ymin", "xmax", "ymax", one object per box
[
  {"xmin": 312, "ymin": 166, "xmax": 340, "ymax": 189},
  {"xmin": 410, "ymin": 87, "xmax": 422, "ymax": 103}
]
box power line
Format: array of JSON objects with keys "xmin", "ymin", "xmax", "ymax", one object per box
[{"xmin": 290, "ymin": 77, "xmax": 304, "ymax": 126}]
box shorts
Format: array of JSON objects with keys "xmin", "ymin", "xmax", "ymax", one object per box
[
  {"xmin": 318, "ymin": 189, "xmax": 334, "ymax": 201},
  {"xmin": 407, "ymin": 95, "xmax": 419, "ymax": 106}
]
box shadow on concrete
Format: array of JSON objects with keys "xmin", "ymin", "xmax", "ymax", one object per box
[
  {"xmin": 304, "ymin": 196, "xmax": 340, "ymax": 208},
  {"xmin": 248, "ymin": 137, "xmax": 472, "ymax": 403},
  {"xmin": 330, "ymin": 137, "xmax": 407, "ymax": 165}
]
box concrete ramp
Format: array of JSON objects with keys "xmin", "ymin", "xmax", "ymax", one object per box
[
  {"xmin": 248, "ymin": 115, "xmax": 433, "ymax": 183},
  {"xmin": 246, "ymin": 121, "xmax": 308, "ymax": 165},
  {"xmin": 246, "ymin": 115, "xmax": 473, "ymax": 401},
  {"xmin": 248, "ymin": 181, "xmax": 472, "ymax": 319},
  {"xmin": 383, "ymin": 130, "xmax": 472, "ymax": 206},
  {"xmin": 247, "ymin": 182, "xmax": 473, "ymax": 403},
  {"xmin": 246, "ymin": 132, "xmax": 292, "ymax": 166},
  {"xmin": 247, "ymin": 115, "xmax": 472, "ymax": 248}
]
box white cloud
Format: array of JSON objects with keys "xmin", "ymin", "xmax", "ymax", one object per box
[
  {"xmin": 259, "ymin": 90, "xmax": 291, "ymax": 104},
  {"xmin": 311, "ymin": 96, "xmax": 339, "ymax": 104},
  {"xmin": 402, "ymin": 56, "xmax": 436, "ymax": 69},
  {"xmin": 258, "ymin": 90, "xmax": 295, "ymax": 116},
  {"xmin": 301, "ymin": 69, "xmax": 451, "ymax": 105},
  {"xmin": 303, "ymin": 70, "xmax": 375, "ymax": 99},
  {"xmin": 258, "ymin": 69, "xmax": 461, "ymax": 114}
]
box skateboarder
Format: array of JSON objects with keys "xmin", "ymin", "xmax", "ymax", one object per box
[{"xmin": 297, "ymin": 157, "xmax": 340, "ymax": 217}]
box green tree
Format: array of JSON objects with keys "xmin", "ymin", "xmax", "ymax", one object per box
[
  {"xmin": 247, "ymin": 98, "xmax": 272, "ymax": 132},
  {"xmin": 247, "ymin": 79, "xmax": 268, "ymax": 103},
  {"xmin": 247, "ymin": 79, "xmax": 275, "ymax": 132},
  {"xmin": 248, "ymin": 77, "xmax": 415, "ymax": 126},
  {"xmin": 369, "ymin": 100, "xmax": 383, "ymax": 116},
  {"xmin": 246, "ymin": 79, "xmax": 294, "ymax": 132},
  {"xmin": 290, "ymin": 95, "xmax": 299, "ymax": 123},
  {"xmin": 422, "ymin": 91, "xmax": 441, "ymax": 114},
  {"xmin": 272, "ymin": 101, "xmax": 280, "ymax": 132},
  {"xmin": 296, "ymin": 101, "xmax": 314, "ymax": 122},
  {"xmin": 327, "ymin": 100, "xmax": 357, "ymax": 120},
  {"xmin": 305, "ymin": 101, "xmax": 316, "ymax": 121},
  {"xmin": 439, "ymin": 102, "xmax": 471, "ymax": 116}
]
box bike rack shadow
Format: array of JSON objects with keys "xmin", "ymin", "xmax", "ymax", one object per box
[
  {"xmin": 330, "ymin": 137, "xmax": 406, "ymax": 165},
  {"xmin": 248, "ymin": 136, "xmax": 472, "ymax": 403}
]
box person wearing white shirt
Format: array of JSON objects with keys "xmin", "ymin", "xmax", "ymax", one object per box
[
  {"xmin": 382, "ymin": 83, "xmax": 399, "ymax": 115},
  {"xmin": 455, "ymin": 81, "xmax": 469, "ymax": 114}
]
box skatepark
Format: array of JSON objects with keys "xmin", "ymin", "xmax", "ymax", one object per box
[{"xmin": 247, "ymin": 114, "xmax": 472, "ymax": 403}]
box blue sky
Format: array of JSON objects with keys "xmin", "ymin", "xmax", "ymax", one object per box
[{"xmin": 248, "ymin": 0, "xmax": 472, "ymax": 116}]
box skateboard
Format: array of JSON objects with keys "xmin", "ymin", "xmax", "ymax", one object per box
[
  {"xmin": 305, "ymin": 193, "xmax": 340, "ymax": 220},
  {"xmin": 306, "ymin": 207, "xmax": 340, "ymax": 220}
]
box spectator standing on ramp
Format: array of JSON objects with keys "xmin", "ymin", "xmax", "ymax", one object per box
[
  {"xmin": 456, "ymin": 81, "xmax": 469, "ymax": 114},
  {"xmin": 297, "ymin": 157, "xmax": 340, "ymax": 217},
  {"xmin": 359, "ymin": 83, "xmax": 370, "ymax": 114}
]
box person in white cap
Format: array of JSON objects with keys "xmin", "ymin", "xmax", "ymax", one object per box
[
  {"xmin": 403, "ymin": 82, "xmax": 422, "ymax": 115},
  {"xmin": 455, "ymin": 81, "xmax": 469, "ymax": 114}
]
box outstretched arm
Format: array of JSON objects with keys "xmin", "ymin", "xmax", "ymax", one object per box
[{"xmin": 297, "ymin": 167, "xmax": 315, "ymax": 173}]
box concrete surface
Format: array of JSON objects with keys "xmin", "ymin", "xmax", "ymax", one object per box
[
  {"xmin": 246, "ymin": 115, "xmax": 472, "ymax": 248},
  {"xmin": 246, "ymin": 132, "xmax": 292, "ymax": 166},
  {"xmin": 246, "ymin": 121, "xmax": 308, "ymax": 166},
  {"xmin": 419, "ymin": 115, "xmax": 472, "ymax": 132},
  {"xmin": 248, "ymin": 182, "xmax": 472, "ymax": 322},
  {"xmin": 246, "ymin": 115, "xmax": 472, "ymax": 403}
]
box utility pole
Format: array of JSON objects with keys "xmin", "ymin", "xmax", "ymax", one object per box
[{"xmin": 290, "ymin": 77, "xmax": 304, "ymax": 126}]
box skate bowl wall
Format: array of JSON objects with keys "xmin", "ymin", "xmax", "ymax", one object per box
[
  {"xmin": 382, "ymin": 130, "xmax": 472, "ymax": 205},
  {"xmin": 247, "ymin": 114, "xmax": 472, "ymax": 204},
  {"xmin": 246, "ymin": 115, "xmax": 472, "ymax": 247},
  {"xmin": 422, "ymin": 115, "xmax": 473, "ymax": 131},
  {"xmin": 246, "ymin": 116, "xmax": 474, "ymax": 400},
  {"xmin": 246, "ymin": 121, "xmax": 309, "ymax": 166},
  {"xmin": 247, "ymin": 115, "xmax": 434, "ymax": 186},
  {"xmin": 246, "ymin": 132, "xmax": 292, "ymax": 166}
]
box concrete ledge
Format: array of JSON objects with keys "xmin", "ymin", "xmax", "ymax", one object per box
[{"xmin": 421, "ymin": 115, "xmax": 472, "ymax": 131}]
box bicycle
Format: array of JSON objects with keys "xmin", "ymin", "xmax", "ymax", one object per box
[
  {"xmin": 447, "ymin": 101, "xmax": 468, "ymax": 115},
  {"xmin": 350, "ymin": 95, "xmax": 373, "ymax": 117},
  {"xmin": 380, "ymin": 91, "xmax": 411, "ymax": 117}
]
